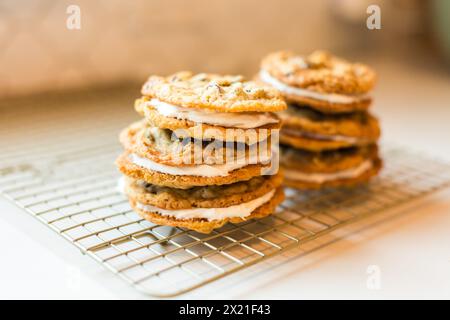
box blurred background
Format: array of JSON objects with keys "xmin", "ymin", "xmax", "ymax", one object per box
[
  {"xmin": 0, "ymin": 0, "xmax": 449, "ymax": 160},
  {"xmin": 0, "ymin": 0, "xmax": 449, "ymax": 96},
  {"xmin": 1, "ymin": 0, "xmax": 450, "ymax": 300}
]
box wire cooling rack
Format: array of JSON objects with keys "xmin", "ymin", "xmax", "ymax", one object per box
[
  {"xmin": 0, "ymin": 145, "xmax": 449, "ymax": 297},
  {"xmin": 1, "ymin": 89, "xmax": 450, "ymax": 297}
]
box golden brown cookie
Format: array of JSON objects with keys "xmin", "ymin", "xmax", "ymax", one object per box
[
  {"xmin": 129, "ymin": 187, "xmax": 285, "ymax": 234},
  {"xmin": 124, "ymin": 170, "xmax": 283, "ymax": 209},
  {"xmin": 259, "ymin": 50, "xmax": 376, "ymax": 113},
  {"xmin": 135, "ymin": 97, "xmax": 281, "ymax": 143},
  {"xmin": 281, "ymin": 145, "xmax": 381, "ymax": 189},
  {"xmin": 279, "ymin": 105, "xmax": 380, "ymax": 152},
  {"xmin": 283, "ymin": 159, "xmax": 381, "ymax": 190},
  {"xmin": 116, "ymin": 151, "xmax": 273, "ymax": 189},
  {"xmin": 119, "ymin": 120, "xmax": 274, "ymax": 167},
  {"xmin": 280, "ymin": 133, "xmax": 356, "ymax": 152},
  {"xmin": 141, "ymin": 71, "xmax": 287, "ymax": 112},
  {"xmin": 280, "ymin": 94, "xmax": 371, "ymax": 114}
]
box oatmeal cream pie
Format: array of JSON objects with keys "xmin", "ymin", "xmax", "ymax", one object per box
[
  {"xmin": 136, "ymin": 71, "xmax": 286, "ymax": 143},
  {"xmin": 116, "ymin": 71, "xmax": 285, "ymax": 233},
  {"xmin": 116, "ymin": 121, "xmax": 276, "ymax": 189},
  {"xmin": 259, "ymin": 50, "xmax": 376, "ymax": 114},
  {"xmin": 279, "ymin": 105, "xmax": 380, "ymax": 152},
  {"xmin": 281, "ymin": 145, "xmax": 382, "ymax": 189},
  {"xmin": 124, "ymin": 172, "xmax": 284, "ymax": 234}
]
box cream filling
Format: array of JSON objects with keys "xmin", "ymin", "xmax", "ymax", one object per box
[
  {"xmin": 259, "ymin": 69, "xmax": 368, "ymax": 104},
  {"xmin": 283, "ymin": 128, "xmax": 361, "ymax": 144},
  {"xmin": 285, "ymin": 159, "xmax": 373, "ymax": 183},
  {"xmin": 130, "ymin": 152, "xmax": 272, "ymax": 177},
  {"xmin": 136, "ymin": 189, "xmax": 275, "ymax": 221},
  {"xmin": 147, "ymin": 98, "xmax": 278, "ymax": 128}
]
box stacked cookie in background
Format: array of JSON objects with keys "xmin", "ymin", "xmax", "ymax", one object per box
[
  {"xmin": 116, "ymin": 72, "xmax": 286, "ymax": 233},
  {"xmin": 259, "ymin": 50, "xmax": 381, "ymax": 189}
]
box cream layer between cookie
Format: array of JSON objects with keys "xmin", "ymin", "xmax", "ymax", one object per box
[
  {"xmin": 282, "ymin": 127, "xmax": 363, "ymax": 144},
  {"xmin": 145, "ymin": 98, "xmax": 279, "ymax": 128},
  {"xmin": 130, "ymin": 151, "xmax": 273, "ymax": 177},
  {"xmin": 136, "ymin": 189, "xmax": 275, "ymax": 221},
  {"xmin": 259, "ymin": 69, "xmax": 369, "ymax": 104},
  {"xmin": 285, "ymin": 159, "xmax": 373, "ymax": 183}
]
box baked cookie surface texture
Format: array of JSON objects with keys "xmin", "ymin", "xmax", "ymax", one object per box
[
  {"xmin": 116, "ymin": 72, "xmax": 286, "ymax": 233},
  {"xmin": 259, "ymin": 51, "xmax": 382, "ymax": 189}
]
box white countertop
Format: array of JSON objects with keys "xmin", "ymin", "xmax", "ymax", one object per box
[{"xmin": 1, "ymin": 60, "xmax": 449, "ymax": 299}]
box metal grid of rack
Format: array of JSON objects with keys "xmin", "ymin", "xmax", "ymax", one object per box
[
  {"xmin": 1, "ymin": 89, "xmax": 450, "ymax": 297},
  {"xmin": 1, "ymin": 144, "xmax": 449, "ymax": 297}
]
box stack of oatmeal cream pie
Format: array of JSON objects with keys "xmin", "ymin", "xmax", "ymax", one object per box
[
  {"xmin": 259, "ymin": 50, "xmax": 382, "ymax": 189},
  {"xmin": 116, "ymin": 72, "xmax": 286, "ymax": 233}
]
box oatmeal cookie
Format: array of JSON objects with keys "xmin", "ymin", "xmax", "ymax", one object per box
[
  {"xmin": 129, "ymin": 187, "xmax": 285, "ymax": 234},
  {"xmin": 279, "ymin": 105, "xmax": 380, "ymax": 151},
  {"xmin": 141, "ymin": 71, "xmax": 287, "ymax": 112},
  {"xmin": 124, "ymin": 170, "xmax": 283, "ymax": 209},
  {"xmin": 119, "ymin": 121, "xmax": 274, "ymax": 166},
  {"xmin": 280, "ymin": 133, "xmax": 358, "ymax": 152},
  {"xmin": 116, "ymin": 151, "xmax": 273, "ymax": 189},
  {"xmin": 281, "ymin": 145, "xmax": 381, "ymax": 189},
  {"xmin": 259, "ymin": 50, "xmax": 376, "ymax": 113},
  {"xmin": 283, "ymin": 158, "xmax": 382, "ymax": 190}
]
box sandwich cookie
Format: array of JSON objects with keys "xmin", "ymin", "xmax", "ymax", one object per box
[
  {"xmin": 259, "ymin": 50, "xmax": 381, "ymax": 190},
  {"xmin": 279, "ymin": 105, "xmax": 380, "ymax": 152},
  {"xmin": 281, "ymin": 145, "xmax": 382, "ymax": 189},
  {"xmin": 124, "ymin": 172, "xmax": 284, "ymax": 234},
  {"xmin": 137, "ymin": 72, "xmax": 286, "ymax": 143},
  {"xmin": 117, "ymin": 121, "xmax": 275, "ymax": 189},
  {"xmin": 116, "ymin": 72, "xmax": 286, "ymax": 233},
  {"xmin": 259, "ymin": 50, "xmax": 376, "ymax": 114}
]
